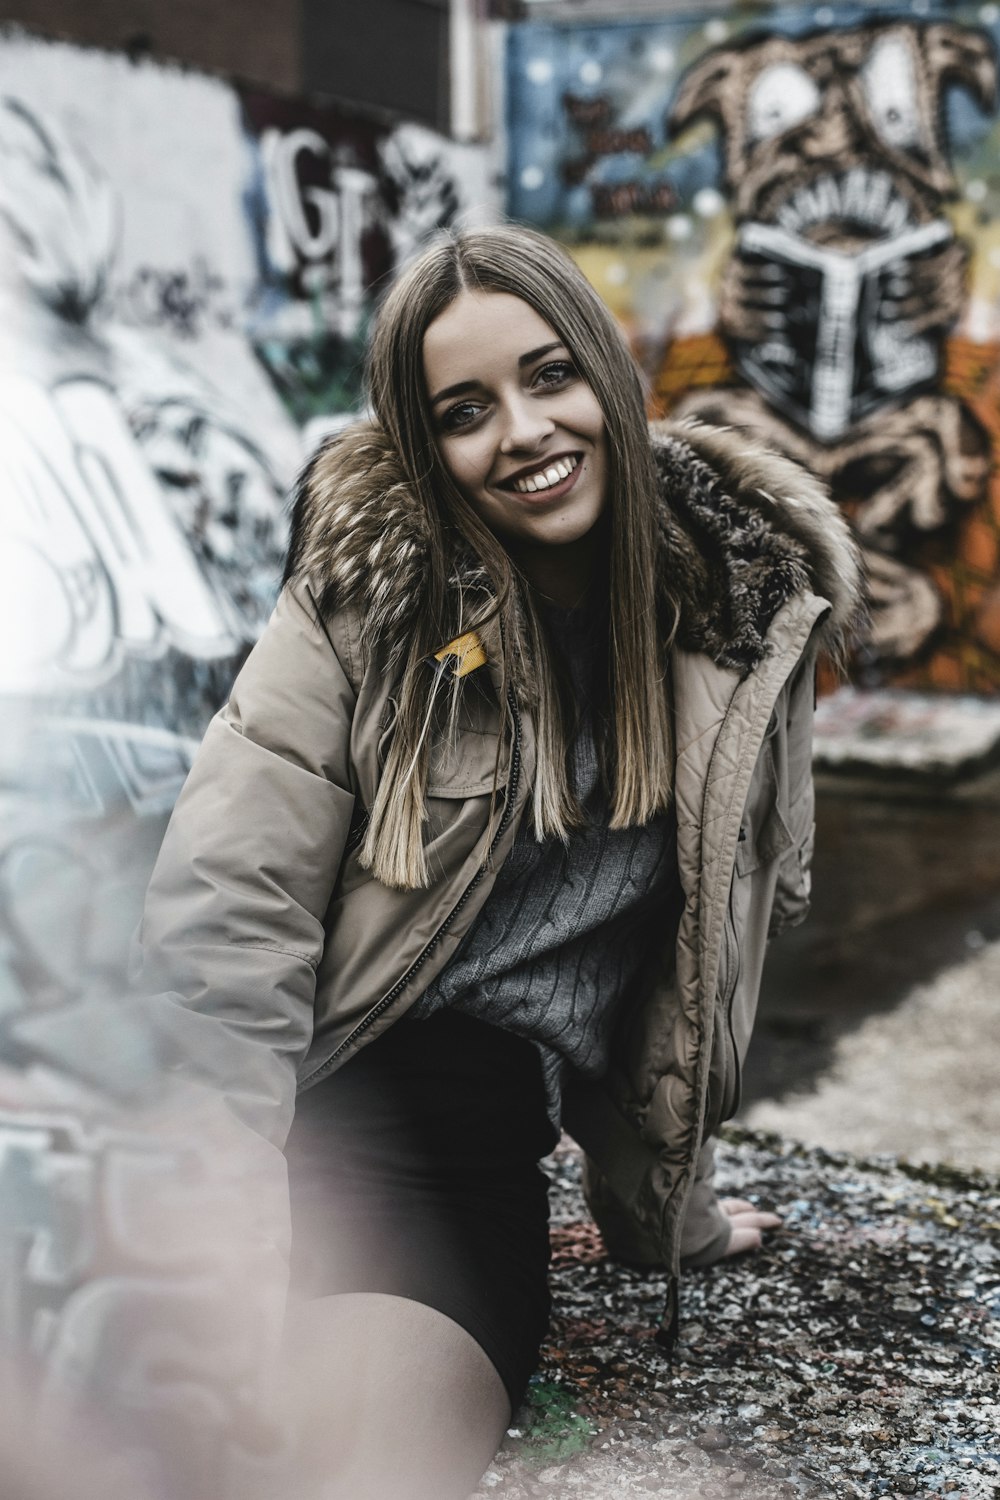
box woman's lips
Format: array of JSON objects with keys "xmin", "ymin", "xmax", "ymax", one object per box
[{"xmin": 496, "ymin": 453, "xmax": 584, "ymax": 503}]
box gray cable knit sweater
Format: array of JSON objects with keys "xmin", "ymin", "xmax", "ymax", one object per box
[{"xmin": 410, "ymin": 603, "xmax": 682, "ymax": 1126}]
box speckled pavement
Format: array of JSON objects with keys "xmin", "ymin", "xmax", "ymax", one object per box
[{"xmin": 475, "ymin": 1130, "xmax": 999, "ymax": 1500}]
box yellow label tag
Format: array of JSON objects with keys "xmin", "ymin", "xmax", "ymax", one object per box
[{"xmin": 433, "ymin": 631, "xmax": 487, "ymax": 679}]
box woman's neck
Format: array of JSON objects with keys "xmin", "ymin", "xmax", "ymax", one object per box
[{"xmin": 510, "ymin": 527, "xmax": 605, "ymax": 611}]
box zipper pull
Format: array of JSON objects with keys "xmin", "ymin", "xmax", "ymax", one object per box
[{"xmin": 654, "ymin": 1273, "xmax": 680, "ymax": 1361}]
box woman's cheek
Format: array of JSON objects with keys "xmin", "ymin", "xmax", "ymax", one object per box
[
  {"xmin": 440, "ymin": 441, "xmax": 475, "ymax": 498},
  {"xmin": 455, "ymin": 450, "xmax": 489, "ymax": 502}
]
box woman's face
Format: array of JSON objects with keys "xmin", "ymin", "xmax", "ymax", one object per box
[{"xmin": 422, "ymin": 290, "xmax": 609, "ymax": 554}]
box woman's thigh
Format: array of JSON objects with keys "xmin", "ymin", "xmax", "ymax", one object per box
[
  {"xmin": 280, "ymin": 1291, "xmax": 510, "ymax": 1500},
  {"xmin": 285, "ymin": 1012, "xmax": 558, "ymax": 1414}
]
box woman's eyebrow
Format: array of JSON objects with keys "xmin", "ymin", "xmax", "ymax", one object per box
[
  {"xmin": 518, "ymin": 340, "xmax": 564, "ymax": 367},
  {"xmin": 429, "ymin": 342, "xmax": 567, "ymax": 407},
  {"xmin": 430, "ymin": 378, "xmax": 479, "ymax": 406}
]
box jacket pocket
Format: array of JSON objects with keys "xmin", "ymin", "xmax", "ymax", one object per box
[
  {"xmin": 425, "ymin": 739, "xmax": 500, "ymax": 799},
  {"xmin": 377, "ymin": 704, "xmax": 499, "ymax": 797},
  {"xmin": 734, "ymin": 803, "xmax": 793, "ymax": 875},
  {"xmin": 426, "ymin": 713, "xmax": 503, "ymax": 800},
  {"xmin": 717, "ymin": 807, "xmax": 788, "ymax": 1123},
  {"xmin": 734, "ymin": 740, "xmax": 793, "ymax": 876}
]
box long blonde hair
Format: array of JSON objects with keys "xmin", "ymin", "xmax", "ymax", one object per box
[{"xmin": 361, "ymin": 225, "xmax": 677, "ymax": 889}]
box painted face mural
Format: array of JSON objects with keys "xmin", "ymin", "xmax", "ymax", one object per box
[
  {"xmin": 507, "ymin": 8, "xmax": 1000, "ymax": 691},
  {"xmin": 668, "ymin": 20, "xmax": 998, "ymax": 669},
  {"xmin": 672, "ymin": 25, "xmax": 992, "ymax": 441}
]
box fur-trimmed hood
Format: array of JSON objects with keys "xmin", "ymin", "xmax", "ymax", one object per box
[{"xmin": 284, "ymin": 417, "xmax": 863, "ymax": 675}]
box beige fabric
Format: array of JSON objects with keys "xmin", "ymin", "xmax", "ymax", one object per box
[
  {"xmin": 137, "ymin": 427, "xmax": 860, "ymax": 1276},
  {"xmin": 138, "ymin": 577, "xmax": 821, "ymax": 1273},
  {"xmin": 565, "ymin": 592, "xmax": 826, "ymax": 1272}
]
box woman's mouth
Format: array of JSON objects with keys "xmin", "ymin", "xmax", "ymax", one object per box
[{"xmin": 499, "ymin": 453, "xmax": 582, "ymax": 500}]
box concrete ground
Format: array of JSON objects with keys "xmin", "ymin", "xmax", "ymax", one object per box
[{"xmin": 483, "ymin": 1132, "xmax": 999, "ymax": 1499}]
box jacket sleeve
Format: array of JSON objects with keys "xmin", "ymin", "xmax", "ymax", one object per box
[
  {"xmin": 582, "ymin": 1137, "xmax": 732, "ymax": 1268},
  {"xmin": 769, "ymin": 648, "xmax": 817, "ymax": 939},
  {"xmin": 677, "ymin": 1136, "xmax": 732, "ymax": 1267},
  {"xmin": 132, "ymin": 579, "xmax": 357, "ymax": 1149}
]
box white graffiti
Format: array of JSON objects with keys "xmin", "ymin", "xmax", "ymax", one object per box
[
  {"xmin": 0, "ymin": 97, "xmax": 116, "ymax": 318},
  {"xmin": 379, "ymin": 123, "xmax": 463, "ymax": 266},
  {"xmin": 2, "ymin": 374, "xmax": 240, "ymax": 693},
  {"xmin": 261, "ymin": 127, "xmax": 378, "ymax": 339},
  {"xmin": 736, "ymin": 212, "xmax": 953, "ymax": 442},
  {"xmin": 0, "ymin": 97, "xmax": 287, "ymax": 697}
]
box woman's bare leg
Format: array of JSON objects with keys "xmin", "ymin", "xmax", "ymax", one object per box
[{"xmin": 276, "ymin": 1292, "xmax": 511, "ymax": 1500}]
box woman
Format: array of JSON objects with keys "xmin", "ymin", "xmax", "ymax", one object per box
[{"xmin": 138, "ymin": 226, "xmax": 861, "ymax": 1499}]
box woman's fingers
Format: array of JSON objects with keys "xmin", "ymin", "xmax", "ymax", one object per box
[
  {"xmin": 725, "ymin": 1226, "xmax": 765, "ymax": 1257},
  {"xmin": 720, "ymin": 1197, "xmax": 782, "ymax": 1225},
  {"xmin": 719, "ymin": 1197, "xmax": 783, "ymax": 1258}
]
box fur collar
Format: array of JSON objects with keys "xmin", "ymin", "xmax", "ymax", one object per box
[{"xmin": 284, "ymin": 417, "xmax": 862, "ymax": 675}]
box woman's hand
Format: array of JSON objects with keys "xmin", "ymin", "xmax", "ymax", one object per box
[{"xmin": 719, "ymin": 1197, "xmax": 783, "ymax": 1258}]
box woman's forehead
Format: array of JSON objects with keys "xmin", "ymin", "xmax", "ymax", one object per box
[{"xmin": 423, "ymin": 291, "xmax": 560, "ymax": 389}]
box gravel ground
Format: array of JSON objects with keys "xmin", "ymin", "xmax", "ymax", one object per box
[
  {"xmin": 474, "ymin": 1131, "xmax": 999, "ymax": 1500},
  {"xmin": 742, "ymin": 943, "xmax": 1000, "ymax": 1174}
]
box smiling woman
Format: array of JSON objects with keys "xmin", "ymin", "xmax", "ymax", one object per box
[
  {"xmin": 360, "ymin": 227, "xmax": 683, "ymax": 882},
  {"xmin": 423, "ymin": 291, "xmax": 609, "ymax": 597},
  {"xmin": 136, "ymin": 225, "xmax": 863, "ymax": 1498}
]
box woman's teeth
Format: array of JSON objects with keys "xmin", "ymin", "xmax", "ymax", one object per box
[{"xmin": 512, "ymin": 456, "xmax": 578, "ymax": 494}]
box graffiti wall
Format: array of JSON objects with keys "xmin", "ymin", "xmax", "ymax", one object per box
[
  {"xmin": 0, "ymin": 25, "xmax": 494, "ymax": 1000},
  {"xmin": 0, "ymin": 29, "xmax": 493, "ymax": 735},
  {"xmin": 0, "ymin": 34, "xmax": 494, "ymax": 1478},
  {"xmin": 508, "ymin": 3, "xmax": 1000, "ymax": 692}
]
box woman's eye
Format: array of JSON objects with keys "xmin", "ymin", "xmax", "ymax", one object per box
[
  {"xmin": 534, "ymin": 360, "xmax": 577, "ymax": 389},
  {"xmin": 439, "ymin": 401, "xmax": 483, "ymax": 432}
]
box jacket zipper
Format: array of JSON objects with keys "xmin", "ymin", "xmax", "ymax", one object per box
[
  {"xmin": 720, "ymin": 865, "xmax": 743, "ymax": 1120},
  {"xmin": 315, "ymin": 688, "xmax": 523, "ymax": 1073},
  {"xmin": 662, "ymin": 619, "xmax": 818, "ymax": 1332},
  {"xmin": 698, "ymin": 709, "xmax": 748, "ymax": 1134}
]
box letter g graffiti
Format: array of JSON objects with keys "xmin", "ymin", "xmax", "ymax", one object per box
[{"xmin": 262, "ymin": 127, "xmax": 339, "ymax": 267}]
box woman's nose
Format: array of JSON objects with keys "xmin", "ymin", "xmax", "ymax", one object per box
[{"xmin": 498, "ymin": 396, "xmax": 555, "ymax": 454}]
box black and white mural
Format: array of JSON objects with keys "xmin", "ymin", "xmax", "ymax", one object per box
[{"xmin": 0, "ymin": 31, "xmax": 494, "ymax": 1489}]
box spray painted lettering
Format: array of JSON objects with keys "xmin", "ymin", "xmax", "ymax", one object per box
[
  {"xmin": 117, "ymin": 259, "xmax": 232, "ymax": 338},
  {"xmin": 260, "ymin": 126, "xmax": 378, "ymax": 340}
]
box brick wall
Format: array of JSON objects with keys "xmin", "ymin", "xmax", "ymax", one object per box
[
  {"xmin": 1, "ymin": 0, "xmax": 450, "ymax": 124},
  {"xmin": 0, "ymin": 0, "xmax": 300, "ymax": 90}
]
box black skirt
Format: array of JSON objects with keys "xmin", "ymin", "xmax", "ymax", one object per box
[{"xmin": 284, "ymin": 1009, "xmax": 559, "ymax": 1411}]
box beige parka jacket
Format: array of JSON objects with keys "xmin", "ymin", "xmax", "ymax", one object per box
[{"xmin": 138, "ymin": 417, "xmax": 862, "ymax": 1334}]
